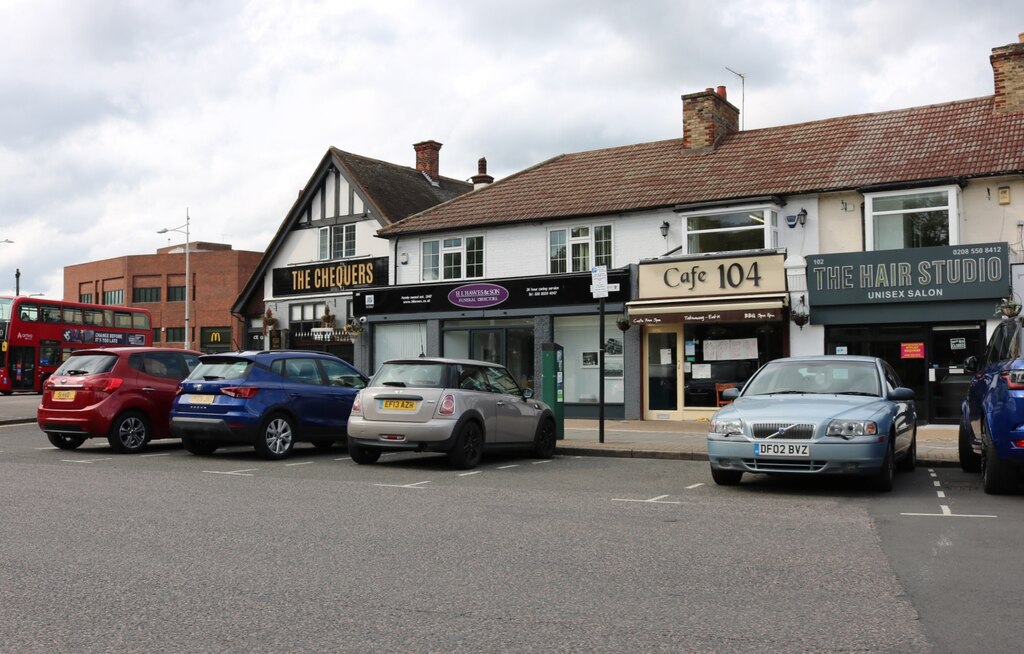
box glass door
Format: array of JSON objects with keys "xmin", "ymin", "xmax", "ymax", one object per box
[
  {"xmin": 928, "ymin": 324, "xmax": 985, "ymax": 423},
  {"xmin": 644, "ymin": 326, "xmax": 682, "ymax": 420}
]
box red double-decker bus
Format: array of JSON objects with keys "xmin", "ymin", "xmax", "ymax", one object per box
[{"xmin": 0, "ymin": 296, "xmax": 153, "ymax": 394}]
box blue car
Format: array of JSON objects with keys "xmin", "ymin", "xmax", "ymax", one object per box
[
  {"xmin": 707, "ymin": 355, "xmax": 917, "ymax": 491},
  {"xmin": 961, "ymin": 317, "xmax": 1024, "ymax": 494},
  {"xmin": 169, "ymin": 350, "xmax": 367, "ymax": 459}
]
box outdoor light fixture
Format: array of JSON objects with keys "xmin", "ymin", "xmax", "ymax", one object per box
[
  {"xmin": 797, "ymin": 208, "xmax": 807, "ymax": 226},
  {"xmin": 157, "ymin": 209, "xmax": 192, "ymax": 350},
  {"xmin": 660, "ymin": 221, "xmax": 670, "ymax": 238}
]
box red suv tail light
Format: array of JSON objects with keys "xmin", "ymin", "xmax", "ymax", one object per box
[
  {"xmin": 1002, "ymin": 371, "xmax": 1024, "ymax": 390},
  {"xmin": 83, "ymin": 377, "xmax": 124, "ymax": 393},
  {"xmin": 221, "ymin": 386, "xmax": 259, "ymax": 399},
  {"xmin": 438, "ymin": 394, "xmax": 456, "ymax": 416}
]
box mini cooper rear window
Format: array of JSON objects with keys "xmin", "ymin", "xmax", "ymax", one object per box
[{"xmin": 373, "ymin": 362, "xmax": 447, "ymax": 388}]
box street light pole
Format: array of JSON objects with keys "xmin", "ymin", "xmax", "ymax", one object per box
[{"xmin": 157, "ymin": 209, "xmax": 192, "ymax": 350}]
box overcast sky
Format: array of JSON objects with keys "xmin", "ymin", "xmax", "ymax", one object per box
[{"xmin": 1, "ymin": 0, "xmax": 1023, "ymax": 297}]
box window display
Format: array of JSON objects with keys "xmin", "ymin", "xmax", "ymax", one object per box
[
  {"xmin": 683, "ymin": 322, "xmax": 782, "ymax": 407},
  {"xmin": 554, "ymin": 315, "xmax": 625, "ymax": 404}
]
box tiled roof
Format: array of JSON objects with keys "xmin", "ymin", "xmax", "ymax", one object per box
[
  {"xmin": 383, "ymin": 96, "xmax": 1024, "ymax": 235},
  {"xmin": 332, "ymin": 148, "xmax": 472, "ymax": 225}
]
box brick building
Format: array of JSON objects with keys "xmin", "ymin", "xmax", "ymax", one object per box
[{"xmin": 64, "ymin": 242, "xmax": 263, "ymax": 352}]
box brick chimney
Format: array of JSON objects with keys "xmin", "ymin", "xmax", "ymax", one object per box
[
  {"xmin": 992, "ymin": 33, "xmax": 1024, "ymax": 114},
  {"xmin": 413, "ymin": 140, "xmax": 442, "ymax": 183},
  {"xmin": 682, "ymin": 85, "xmax": 739, "ymax": 150},
  {"xmin": 471, "ymin": 157, "xmax": 494, "ymax": 190}
]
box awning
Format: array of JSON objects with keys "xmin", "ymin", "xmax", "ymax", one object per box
[{"xmin": 626, "ymin": 295, "xmax": 787, "ymax": 324}]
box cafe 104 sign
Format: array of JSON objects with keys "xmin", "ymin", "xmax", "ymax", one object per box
[
  {"xmin": 806, "ymin": 243, "xmax": 1008, "ymax": 306},
  {"xmin": 637, "ymin": 251, "xmax": 787, "ymax": 300}
]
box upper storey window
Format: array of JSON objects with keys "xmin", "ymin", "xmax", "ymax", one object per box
[
  {"xmin": 680, "ymin": 207, "xmax": 779, "ymax": 254},
  {"xmin": 548, "ymin": 225, "xmax": 612, "ymax": 273},
  {"xmin": 422, "ymin": 236, "xmax": 484, "ymax": 281},
  {"xmin": 865, "ymin": 186, "xmax": 960, "ymax": 250}
]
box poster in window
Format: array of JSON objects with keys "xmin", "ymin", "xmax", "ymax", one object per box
[
  {"xmin": 604, "ymin": 355, "xmax": 623, "ymax": 378},
  {"xmin": 581, "ymin": 351, "xmax": 599, "ymax": 368}
]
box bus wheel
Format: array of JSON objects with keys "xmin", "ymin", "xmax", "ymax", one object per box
[
  {"xmin": 108, "ymin": 411, "xmax": 151, "ymax": 453},
  {"xmin": 47, "ymin": 433, "xmax": 85, "ymax": 450}
]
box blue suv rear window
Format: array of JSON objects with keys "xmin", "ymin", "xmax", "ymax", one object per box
[{"xmin": 189, "ymin": 358, "xmax": 253, "ymax": 381}]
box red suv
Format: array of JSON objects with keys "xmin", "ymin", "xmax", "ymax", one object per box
[{"xmin": 38, "ymin": 347, "xmax": 201, "ymax": 453}]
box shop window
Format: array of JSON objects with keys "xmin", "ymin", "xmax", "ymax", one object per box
[
  {"xmin": 422, "ymin": 236, "xmax": 484, "ymax": 281},
  {"xmin": 553, "ymin": 315, "xmax": 624, "ymax": 404},
  {"xmin": 683, "ymin": 322, "xmax": 782, "ymax": 408},
  {"xmin": 318, "ymin": 224, "xmax": 356, "ymax": 260},
  {"xmin": 549, "ymin": 225, "xmax": 613, "ymax": 274},
  {"xmin": 289, "ymin": 302, "xmax": 327, "ymax": 335},
  {"xmin": 680, "ymin": 207, "xmax": 779, "ymax": 255},
  {"xmin": 865, "ymin": 186, "xmax": 960, "ymax": 251}
]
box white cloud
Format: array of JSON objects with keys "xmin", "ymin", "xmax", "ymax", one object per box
[{"xmin": 1, "ymin": 0, "xmax": 1022, "ymax": 296}]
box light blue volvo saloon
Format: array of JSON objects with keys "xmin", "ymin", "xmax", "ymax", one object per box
[{"xmin": 707, "ymin": 356, "xmax": 917, "ymax": 491}]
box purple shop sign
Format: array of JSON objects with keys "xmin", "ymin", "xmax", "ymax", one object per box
[{"xmin": 448, "ymin": 283, "xmax": 510, "ymax": 308}]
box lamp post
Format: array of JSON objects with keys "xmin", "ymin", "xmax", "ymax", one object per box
[{"xmin": 157, "ymin": 210, "xmax": 192, "ymax": 350}]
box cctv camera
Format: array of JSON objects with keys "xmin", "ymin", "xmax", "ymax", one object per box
[{"xmin": 358, "ymin": 316, "xmax": 368, "ymax": 324}]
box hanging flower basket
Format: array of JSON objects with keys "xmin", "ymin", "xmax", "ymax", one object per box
[{"xmin": 996, "ymin": 298, "xmax": 1021, "ymax": 318}]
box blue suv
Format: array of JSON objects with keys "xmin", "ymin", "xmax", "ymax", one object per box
[
  {"xmin": 961, "ymin": 318, "xmax": 1024, "ymax": 493},
  {"xmin": 170, "ymin": 350, "xmax": 367, "ymax": 460}
]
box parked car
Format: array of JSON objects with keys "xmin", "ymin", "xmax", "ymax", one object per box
[
  {"xmin": 706, "ymin": 355, "xmax": 917, "ymax": 491},
  {"xmin": 169, "ymin": 350, "xmax": 367, "ymax": 460},
  {"xmin": 37, "ymin": 347, "xmax": 202, "ymax": 453},
  {"xmin": 346, "ymin": 357, "xmax": 557, "ymax": 469},
  {"xmin": 960, "ymin": 316, "xmax": 1024, "ymax": 493}
]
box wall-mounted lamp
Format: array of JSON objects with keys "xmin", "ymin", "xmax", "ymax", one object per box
[
  {"xmin": 660, "ymin": 221, "xmax": 670, "ymax": 238},
  {"xmin": 797, "ymin": 208, "xmax": 807, "ymax": 226},
  {"xmin": 399, "ymin": 252, "xmax": 409, "ymax": 265},
  {"xmin": 791, "ymin": 294, "xmax": 810, "ymax": 329}
]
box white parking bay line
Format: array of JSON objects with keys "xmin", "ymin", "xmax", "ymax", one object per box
[
  {"xmin": 141, "ymin": 452, "xmax": 172, "ymax": 458},
  {"xmin": 901, "ymin": 504, "xmax": 997, "ymax": 518},
  {"xmin": 497, "ymin": 464, "xmax": 519, "ymax": 470},
  {"xmin": 458, "ymin": 470, "xmax": 482, "ymax": 477},
  {"xmin": 531, "ymin": 460, "xmax": 552, "ymax": 465},
  {"xmin": 375, "ymin": 480, "xmax": 432, "ymax": 489},
  {"xmin": 61, "ymin": 458, "xmax": 113, "ymax": 464},
  {"xmin": 612, "ymin": 494, "xmax": 681, "ymax": 504},
  {"xmin": 285, "ymin": 461, "xmax": 314, "ymax": 467},
  {"xmin": 685, "ymin": 483, "xmax": 704, "ymax": 490},
  {"xmin": 334, "ymin": 457, "xmax": 351, "ymax": 461},
  {"xmin": 203, "ymin": 468, "xmax": 258, "ymax": 477}
]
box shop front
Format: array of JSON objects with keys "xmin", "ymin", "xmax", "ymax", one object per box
[
  {"xmin": 627, "ymin": 250, "xmax": 789, "ymax": 421},
  {"xmin": 353, "ymin": 270, "xmax": 631, "ymax": 417},
  {"xmin": 807, "ymin": 242, "xmax": 1009, "ymax": 424}
]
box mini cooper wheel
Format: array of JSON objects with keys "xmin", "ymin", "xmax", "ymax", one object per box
[
  {"xmin": 447, "ymin": 422, "xmax": 484, "ymax": 470},
  {"xmin": 254, "ymin": 413, "xmax": 295, "ymax": 460},
  {"xmin": 181, "ymin": 437, "xmax": 219, "ymax": 456},
  {"xmin": 531, "ymin": 419, "xmax": 557, "ymax": 459},
  {"xmin": 47, "ymin": 432, "xmax": 85, "ymax": 450},
  {"xmin": 107, "ymin": 411, "xmax": 151, "ymax": 453},
  {"xmin": 347, "ymin": 440, "xmax": 382, "ymax": 465}
]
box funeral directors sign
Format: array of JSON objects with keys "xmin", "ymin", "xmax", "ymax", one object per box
[
  {"xmin": 272, "ymin": 257, "xmax": 389, "ymax": 297},
  {"xmin": 354, "ymin": 270, "xmax": 630, "ymax": 315},
  {"xmin": 808, "ymin": 243, "xmax": 1008, "ymax": 305}
]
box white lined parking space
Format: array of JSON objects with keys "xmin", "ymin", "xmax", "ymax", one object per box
[{"xmin": 900, "ymin": 468, "xmax": 998, "ymax": 519}]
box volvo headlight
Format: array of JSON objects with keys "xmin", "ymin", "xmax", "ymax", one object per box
[
  {"xmin": 710, "ymin": 418, "xmax": 743, "ymax": 436},
  {"xmin": 826, "ymin": 419, "xmax": 878, "ymax": 439}
]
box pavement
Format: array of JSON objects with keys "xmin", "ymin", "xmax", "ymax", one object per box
[{"xmin": 1, "ymin": 392, "xmax": 959, "ymax": 467}]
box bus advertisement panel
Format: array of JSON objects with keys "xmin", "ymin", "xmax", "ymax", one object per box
[{"xmin": 0, "ymin": 296, "xmax": 153, "ymax": 394}]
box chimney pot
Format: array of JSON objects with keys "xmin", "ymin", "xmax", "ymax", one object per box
[
  {"xmin": 471, "ymin": 156, "xmax": 494, "ymax": 190},
  {"xmin": 716, "ymin": 85, "xmax": 727, "ymax": 99}
]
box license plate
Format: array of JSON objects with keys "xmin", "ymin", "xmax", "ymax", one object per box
[
  {"xmin": 52, "ymin": 390, "xmax": 76, "ymax": 401},
  {"xmin": 755, "ymin": 442, "xmax": 809, "ymax": 457},
  {"xmin": 381, "ymin": 399, "xmax": 417, "ymax": 411},
  {"xmin": 189, "ymin": 394, "xmax": 215, "ymax": 405}
]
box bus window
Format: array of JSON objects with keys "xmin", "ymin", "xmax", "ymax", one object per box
[
  {"xmin": 132, "ymin": 311, "xmax": 150, "ymax": 329},
  {"xmin": 84, "ymin": 309, "xmax": 104, "ymax": 326},
  {"xmin": 103, "ymin": 309, "xmax": 113, "ymax": 327},
  {"xmin": 40, "ymin": 340, "xmax": 60, "ymax": 367},
  {"xmin": 41, "ymin": 306, "xmax": 61, "ymax": 323},
  {"xmin": 19, "ymin": 304, "xmax": 39, "ymax": 322},
  {"xmin": 63, "ymin": 307, "xmax": 84, "ymax": 324},
  {"xmin": 114, "ymin": 312, "xmax": 132, "ymax": 328}
]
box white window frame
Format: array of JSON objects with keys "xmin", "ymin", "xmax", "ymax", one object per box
[
  {"xmin": 318, "ymin": 224, "xmax": 357, "ymax": 261},
  {"xmin": 864, "ymin": 185, "xmax": 961, "ymax": 251},
  {"xmin": 422, "ymin": 235, "xmax": 484, "ymax": 281},
  {"xmin": 678, "ymin": 204, "xmax": 780, "ymax": 255},
  {"xmin": 547, "ymin": 223, "xmax": 613, "ymax": 274}
]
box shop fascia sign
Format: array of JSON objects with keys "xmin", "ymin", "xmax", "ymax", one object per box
[
  {"xmin": 806, "ymin": 242, "xmax": 1008, "ymax": 306},
  {"xmin": 637, "ymin": 251, "xmax": 787, "ymax": 300},
  {"xmin": 272, "ymin": 256, "xmax": 390, "ymax": 297}
]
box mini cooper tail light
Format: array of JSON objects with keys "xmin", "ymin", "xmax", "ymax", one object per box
[
  {"xmin": 83, "ymin": 377, "xmax": 124, "ymax": 394},
  {"xmin": 351, "ymin": 394, "xmax": 362, "ymax": 415},
  {"xmin": 438, "ymin": 394, "xmax": 456, "ymax": 416},
  {"xmin": 221, "ymin": 386, "xmax": 259, "ymax": 399},
  {"xmin": 1002, "ymin": 371, "xmax": 1024, "ymax": 390}
]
